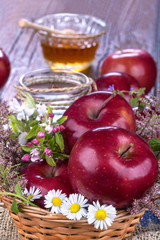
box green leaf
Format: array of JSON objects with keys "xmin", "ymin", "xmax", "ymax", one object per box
[
  {"xmin": 138, "ymin": 102, "xmax": 146, "ymax": 112},
  {"xmin": 10, "ymin": 133, "xmax": 17, "ymax": 140},
  {"xmin": 29, "ymin": 120, "xmax": 39, "ymax": 127},
  {"xmin": 8, "ymin": 115, "xmax": 19, "ymax": 134},
  {"xmin": 39, "ymin": 137, "xmax": 45, "ymax": 144},
  {"xmin": 46, "ymin": 156, "xmax": 56, "ymax": 166},
  {"xmin": 14, "ymin": 183, "xmax": 23, "ymax": 197},
  {"xmin": 21, "ymin": 145, "xmax": 32, "ymax": 153},
  {"xmin": 52, "ymin": 152, "xmax": 69, "ymax": 159},
  {"xmin": 14, "ymin": 119, "xmax": 26, "ymax": 132},
  {"xmin": 8, "ymin": 115, "xmax": 26, "ymax": 132},
  {"xmin": 25, "ymin": 125, "xmax": 40, "ymax": 139},
  {"xmin": 48, "ymin": 136, "xmax": 55, "ymax": 148},
  {"xmin": 47, "ymin": 106, "xmax": 53, "ymax": 113},
  {"xmin": 55, "ymin": 132, "xmax": 64, "ymax": 151},
  {"xmin": 135, "ymin": 88, "xmax": 145, "ymax": 97},
  {"xmin": 129, "ymin": 97, "xmax": 139, "ymax": 108},
  {"xmin": 24, "ymin": 92, "xmax": 36, "ymax": 108},
  {"xmin": 11, "ymin": 198, "xmax": 19, "ymax": 214},
  {"xmin": 57, "ymin": 116, "xmax": 67, "ymax": 125},
  {"xmin": 148, "ymin": 138, "xmax": 160, "ymax": 152}
]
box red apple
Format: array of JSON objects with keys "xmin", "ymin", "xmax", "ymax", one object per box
[
  {"xmin": 21, "ymin": 160, "xmax": 74, "ymax": 208},
  {"xmin": 69, "ymin": 126, "xmax": 158, "ymax": 209},
  {"xmin": 100, "ymin": 49, "xmax": 157, "ymax": 94},
  {"xmin": 93, "ymin": 72, "xmax": 141, "ymax": 102},
  {"xmin": 0, "ymin": 48, "xmax": 10, "ymax": 88},
  {"xmin": 63, "ymin": 91, "xmax": 136, "ymax": 153}
]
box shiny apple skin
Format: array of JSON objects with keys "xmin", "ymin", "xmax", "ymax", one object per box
[
  {"xmin": 63, "ymin": 91, "xmax": 136, "ymax": 153},
  {"xmin": 100, "ymin": 49, "xmax": 157, "ymax": 94},
  {"xmin": 21, "ymin": 160, "xmax": 73, "ymax": 208},
  {"xmin": 94, "ymin": 72, "xmax": 141, "ymax": 102},
  {"xmin": 95, "ymin": 72, "xmax": 140, "ymax": 92},
  {"xmin": 69, "ymin": 127, "xmax": 158, "ymax": 209},
  {"xmin": 0, "ymin": 48, "xmax": 10, "ymax": 88}
]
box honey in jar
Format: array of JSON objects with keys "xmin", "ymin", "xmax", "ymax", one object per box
[{"xmin": 40, "ymin": 40, "xmax": 99, "ymax": 71}]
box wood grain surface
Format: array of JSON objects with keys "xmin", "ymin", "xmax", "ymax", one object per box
[{"xmin": 0, "ymin": 0, "xmax": 160, "ymax": 101}]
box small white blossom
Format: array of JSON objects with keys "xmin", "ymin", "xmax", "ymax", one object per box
[
  {"xmin": 18, "ymin": 132, "xmax": 28, "ymax": 145},
  {"xmin": 36, "ymin": 104, "xmax": 47, "ymax": 116},
  {"xmin": 17, "ymin": 111, "xmax": 26, "ymax": 121},
  {"xmin": 44, "ymin": 189, "xmax": 66, "ymax": 213},
  {"xmin": 3, "ymin": 124, "xmax": 9, "ymax": 131},
  {"xmin": 61, "ymin": 193, "xmax": 89, "ymax": 220},
  {"xmin": 23, "ymin": 186, "xmax": 43, "ymax": 202},
  {"xmin": 9, "ymin": 98, "xmax": 35, "ymax": 120},
  {"xmin": 87, "ymin": 201, "xmax": 116, "ymax": 230},
  {"xmin": 9, "ymin": 98, "xmax": 23, "ymax": 113},
  {"xmin": 24, "ymin": 104, "xmax": 35, "ymax": 117}
]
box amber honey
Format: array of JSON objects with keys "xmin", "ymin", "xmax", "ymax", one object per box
[{"xmin": 40, "ymin": 41, "xmax": 99, "ymax": 71}]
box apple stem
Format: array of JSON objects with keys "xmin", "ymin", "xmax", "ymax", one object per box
[
  {"xmin": 95, "ymin": 92, "xmax": 116, "ymax": 119},
  {"xmin": 120, "ymin": 143, "xmax": 133, "ymax": 158}
]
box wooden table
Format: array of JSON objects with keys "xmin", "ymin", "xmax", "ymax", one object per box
[{"xmin": 0, "ymin": 0, "xmax": 160, "ymax": 102}]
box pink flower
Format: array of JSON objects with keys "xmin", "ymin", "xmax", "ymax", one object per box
[
  {"xmin": 32, "ymin": 138, "xmax": 40, "ymax": 145},
  {"xmin": 44, "ymin": 148, "xmax": 52, "ymax": 157},
  {"xmin": 37, "ymin": 131, "xmax": 45, "ymax": 139},
  {"xmin": 53, "ymin": 126, "xmax": 59, "ymax": 133},
  {"xmin": 30, "ymin": 149, "xmax": 41, "ymax": 162},
  {"xmin": 59, "ymin": 125, "xmax": 65, "ymax": 131},
  {"xmin": 26, "ymin": 142, "xmax": 33, "ymax": 147},
  {"xmin": 21, "ymin": 154, "xmax": 31, "ymax": 162},
  {"xmin": 48, "ymin": 112, "xmax": 54, "ymax": 118},
  {"xmin": 45, "ymin": 125, "xmax": 54, "ymax": 134},
  {"xmin": 40, "ymin": 116, "xmax": 45, "ymax": 121}
]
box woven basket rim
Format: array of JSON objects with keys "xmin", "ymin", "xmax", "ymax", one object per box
[
  {"xmin": 0, "ymin": 193, "xmax": 145, "ymax": 222},
  {"xmin": 0, "ymin": 193, "xmax": 146, "ymax": 240}
]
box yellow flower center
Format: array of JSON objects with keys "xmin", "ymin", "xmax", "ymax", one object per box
[
  {"xmin": 28, "ymin": 194, "xmax": 33, "ymax": 199},
  {"xmin": 52, "ymin": 197, "xmax": 62, "ymax": 206},
  {"xmin": 96, "ymin": 209, "xmax": 107, "ymax": 220},
  {"xmin": 70, "ymin": 203, "xmax": 80, "ymax": 213}
]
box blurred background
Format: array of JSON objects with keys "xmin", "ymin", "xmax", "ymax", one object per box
[{"xmin": 0, "ymin": 0, "xmax": 160, "ymax": 100}]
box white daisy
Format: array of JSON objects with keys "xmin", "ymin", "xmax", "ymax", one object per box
[
  {"xmin": 61, "ymin": 193, "xmax": 89, "ymax": 220},
  {"xmin": 23, "ymin": 186, "xmax": 43, "ymax": 202},
  {"xmin": 44, "ymin": 189, "xmax": 66, "ymax": 213},
  {"xmin": 87, "ymin": 201, "xmax": 116, "ymax": 230}
]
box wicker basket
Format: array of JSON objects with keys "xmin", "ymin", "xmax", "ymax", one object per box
[{"xmin": 0, "ymin": 195, "xmax": 144, "ymax": 240}]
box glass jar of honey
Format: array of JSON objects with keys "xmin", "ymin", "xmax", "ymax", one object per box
[{"xmin": 35, "ymin": 13, "xmax": 108, "ymax": 71}]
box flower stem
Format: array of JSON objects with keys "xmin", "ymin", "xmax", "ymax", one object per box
[{"xmin": 0, "ymin": 192, "xmax": 38, "ymax": 207}]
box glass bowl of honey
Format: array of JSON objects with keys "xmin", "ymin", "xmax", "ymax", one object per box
[{"xmin": 35, "ymin": 13, "xmax": 108, "ymax": 71}]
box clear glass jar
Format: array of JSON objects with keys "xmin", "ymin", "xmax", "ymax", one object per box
[{"xmin": 18, "ymin": 68, "xmax": 93, "ymax": 117}]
